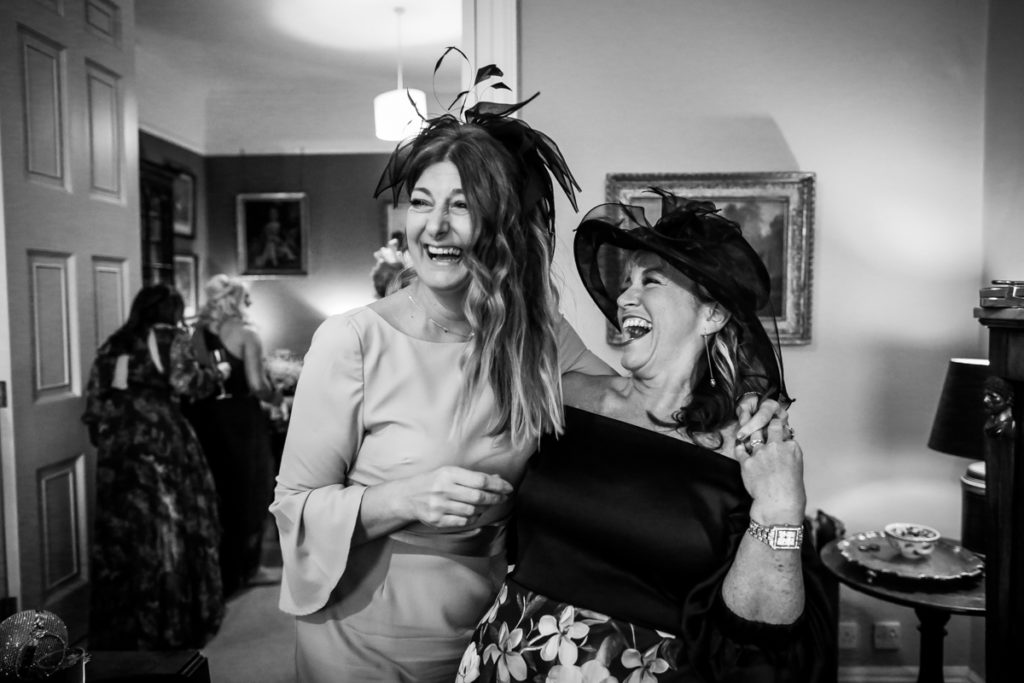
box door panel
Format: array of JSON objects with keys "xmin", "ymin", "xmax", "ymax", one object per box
[{"xmin": 0, "ymin": 0, "xmax": 137, "ymax": 638}]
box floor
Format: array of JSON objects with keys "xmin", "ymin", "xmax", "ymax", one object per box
[
  {"xmin": 200, "ymin": 516, "xmax": 296, "ymax": 683},
  {"xmin": 201, "ymin": 583, "xmax": 295, "ymax": 683}
]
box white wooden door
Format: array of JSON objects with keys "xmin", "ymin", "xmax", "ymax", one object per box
[{"xmin": 0, "ymin": 0, "xmax": 138, "ymax": 639}]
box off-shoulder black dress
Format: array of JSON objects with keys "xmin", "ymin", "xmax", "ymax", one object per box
[{"xmin": 459, "ymin": 406, "xmax": 833, "ymax": 682}]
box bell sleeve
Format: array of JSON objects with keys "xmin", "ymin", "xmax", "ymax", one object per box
[
  {"xmin": 269, "ymin": 315, "xmax": 367, "ymax": 616},
  {"xmin": 680, "ymin": 514, "xmax": 836, "ymax": 682}
]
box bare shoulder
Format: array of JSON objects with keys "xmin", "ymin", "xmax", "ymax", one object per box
[
  {"xmin": 563, "ymin": 372, "xmax": 620, "ymax": 413},
  {"xmin": 241, "ymin": 324, "xmax": 265, "ymax": 351}
]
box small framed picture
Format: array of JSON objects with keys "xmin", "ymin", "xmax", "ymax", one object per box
[
  {"xmin": 172, "ymin": 170, "xmax": 196, "ymax": 238},
  {"xmin": 380, "ymin": 198, "xmax": 410, "ymax": 244},
  {"xmin": 237, "ymin": 193, "xmax": 309, "ymax": 276},
  {"xmin": 173, "ymin": 253, "xmax": 199, "ymax": 320},
  {"xmin": 606, "ymin": 172, "xmax": 815, "ymax": 345}
]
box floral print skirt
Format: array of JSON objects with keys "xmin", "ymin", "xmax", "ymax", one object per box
[{"xmin": 458, "ymin": 579, "xmax": 686, "ymax": 683}]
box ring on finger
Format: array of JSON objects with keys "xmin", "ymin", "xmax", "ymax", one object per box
[
  {"xmin": 784, "ymin": 425, "xmax": 795, "ymax": 439},
  {"xmin": 747, "ymin": 437, "xmax": 765, "ymax": 449}
]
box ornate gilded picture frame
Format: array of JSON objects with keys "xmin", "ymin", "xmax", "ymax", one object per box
[{"xmin": 605, "ymin": 172, "xmax": 815, "ymax": 345}]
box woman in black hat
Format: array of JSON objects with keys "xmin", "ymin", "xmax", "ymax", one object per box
[{"xmin": 459, "ymin": 192, "xmax": 832, "ymax": 682}]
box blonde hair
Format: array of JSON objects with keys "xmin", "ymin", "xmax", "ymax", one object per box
[{"xmin": 197, "ymin": 274, "xmax": 249, "ymax": 330}]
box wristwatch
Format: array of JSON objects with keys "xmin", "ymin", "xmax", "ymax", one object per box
[{"xmin": 747, "ymin": 519, "xmax": 803, "ymax": 550}]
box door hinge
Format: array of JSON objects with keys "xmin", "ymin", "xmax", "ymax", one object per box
[{"xmin": 0, "ymin": 381, "xmax": 6, "ymax": 408}]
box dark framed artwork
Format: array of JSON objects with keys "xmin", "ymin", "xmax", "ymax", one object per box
[
  {"xmin": 605, "ymin": 172, "xmax": 815, "ymax": 345},
  {"xmin": 380, "ymin": 198, "xmax": 410, "ymax": 245},
  {"xmin": 236, "ymin": 192, "xmax": 308, "ymax": 276},
  {"xmin": 173, "ymin": 253, "xmax": 199, "ymax": 320},
  {"xmin": 172, "ymin": 170, "xmax": 195, "ymax": 238}
]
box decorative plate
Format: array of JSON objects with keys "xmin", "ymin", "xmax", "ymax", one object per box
[{"xmin": 837, "ymin": 531, "xmax": 984, "ymax": 582}]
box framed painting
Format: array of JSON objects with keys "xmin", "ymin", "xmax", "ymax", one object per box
[
  {"xmin": 172, "ymin": 170, "xmax": 195, "ymax": 238},
  {"xmin": 380, "ymin": 198, "xmax": 410, "ymax": 245},
  {"xmin": 237, "ymin": 192, "xmax": 308, "ymax": 276},
  {"xmin": 605, "ymin": 172, "xmax": 815, "ymax": 345},
  {"xmin": 173, "ymin": 253, "xmax": 199, "ymax": 320}
]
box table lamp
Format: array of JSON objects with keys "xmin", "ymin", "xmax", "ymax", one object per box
[{"xmin": 927, "ymin": 357, "xmax": 990, "ymax": 555}]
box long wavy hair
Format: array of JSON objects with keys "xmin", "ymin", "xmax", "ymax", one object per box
[
  {"xmin": 401, "ymin": 124, "xmax": 564, "ymax": 447},
  {"xmin": 105, "ymin": 283, "xmax": 184, "ymax": 354}
]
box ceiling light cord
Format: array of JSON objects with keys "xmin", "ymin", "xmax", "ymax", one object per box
[{"xmin": 394, "ymin": 7, "xmax": 405, "ymax": 91}]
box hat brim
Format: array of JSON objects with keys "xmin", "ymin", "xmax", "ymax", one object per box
[{"xmin": 574, "ymin": 216, "xmax": 767, "ymax": 329}]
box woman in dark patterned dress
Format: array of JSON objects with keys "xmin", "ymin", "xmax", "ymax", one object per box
[
  {"xmin": 460, "ymin": 193, "xmax": 834, "ymax": 682},
  {"xmin": 82, "ymin": 283, "xmax": 230, "ymax": 649}
]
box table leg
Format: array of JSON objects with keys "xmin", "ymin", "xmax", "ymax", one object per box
[{"xmin": 914, "ymin": 607, "xmax": 951, "ymax": 683}]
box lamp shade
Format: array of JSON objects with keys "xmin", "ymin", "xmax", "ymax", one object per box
[
  {"xmin": 374, "ymin": 88, "xmax": 426, "ymax": 142},
  {"xmin": 927, "ymin": 358, "xmax": 990, "ymax": 458}
]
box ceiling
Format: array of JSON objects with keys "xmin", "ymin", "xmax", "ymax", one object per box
[{"xmin": 134, "ymin": 0, "xmax": 464, "ymax": 154}]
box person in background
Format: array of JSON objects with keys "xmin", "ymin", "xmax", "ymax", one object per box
[
  {"xmin": 370, "ymin": 230, "xmax": 413, "ymax": 298},
  {"xmin": 461, "ymin": 193, "xmax": 833, "ymax": 682},
  {"xmin": 186, "ymin": 274, "xmax": 283, "ymax": 597},
  {"xmin": 82, "ymin": 283, "xmax": 229, "ymax": 649}
]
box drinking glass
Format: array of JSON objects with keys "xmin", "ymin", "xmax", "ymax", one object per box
[{"xmin": 211, "ymin": 349, "xmax": 229, "ymax": 399}]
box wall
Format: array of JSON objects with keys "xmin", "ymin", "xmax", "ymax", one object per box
[
  {"xmin": 522, "ymin": 0, "xmax": 988, "ymax": 672},
  {"xmin": 139, "ymin": 131, "xmax": 208, "ymax": 272},
  {"xmin": 983, "ymin": 0, "xmax": 1024, "ymax": 284},
  {"xmin": 204, "ymin": 153, "xmax": 391, "ymax": 355}
]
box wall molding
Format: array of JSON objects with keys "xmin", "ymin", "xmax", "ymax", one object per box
[{"xmin": 839, "ymin": 665, "xmax": 982, "ymax": 683}]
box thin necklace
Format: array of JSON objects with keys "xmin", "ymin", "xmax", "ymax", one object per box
[{"xmin": 407, "ymin": 293, "xmax": 474, "ymax": 340}]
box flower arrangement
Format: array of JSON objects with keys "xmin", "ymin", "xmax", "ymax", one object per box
[
  {"xmin": 264, "ymin": 348, "xmax": 304, "ymax": 396},
  {"xmin": 371, "ymin": 234, "xmax": 414, "ymax": 297}
]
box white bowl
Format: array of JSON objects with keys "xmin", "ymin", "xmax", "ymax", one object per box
[{"xmin": 884, "ymin": 522, "xmax": 940, "ymax": 560}]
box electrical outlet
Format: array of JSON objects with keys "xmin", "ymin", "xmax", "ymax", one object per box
[
  {"xmin": 838, "ymin": 621, "xmax": 859, "ymax": 649},
  {"xmin": 873, "ymin": 620, "xmax": 901, "ymax": 650}
]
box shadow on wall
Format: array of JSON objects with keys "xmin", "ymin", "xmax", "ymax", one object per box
[
  {"xmin": 242, "ymin": 281, "xmax": 328, "ymax": 357},
  {"xmin": 589, "ymin": 115, "xmax": 801, "ymax": 174},
  {"xmin": 869, "ymin": 344, "xmax": 957, "ymax": 447}
]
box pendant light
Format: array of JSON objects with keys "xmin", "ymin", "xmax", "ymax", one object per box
[{"xmin": 374, "ymin": 7, "xmax": 426, "ymax": 141}]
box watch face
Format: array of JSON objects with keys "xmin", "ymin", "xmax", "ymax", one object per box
[{"xmin": 773, "ymin": 528, "xmax": 801, "ymax": 549}]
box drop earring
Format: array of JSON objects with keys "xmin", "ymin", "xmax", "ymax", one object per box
[{"xmin": 703, "ymin": 333, "xmax": 717, "ymax": 388}]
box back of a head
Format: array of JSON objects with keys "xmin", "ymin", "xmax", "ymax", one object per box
[
  {"xmin": 200, "ymin": 274, "xmax": 248, "ymax": 324},
  {"xmin": 107, "ymin": 283, "xmax": 182, "ymax": 351},
  {"xmin": 131, "ymin": 283, "xmax": 183, "ymax": 328}
]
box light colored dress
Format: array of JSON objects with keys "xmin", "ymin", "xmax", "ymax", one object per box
[{"xmin": 270, "ymin": 307, "xmax": 605, "ymax": 682}]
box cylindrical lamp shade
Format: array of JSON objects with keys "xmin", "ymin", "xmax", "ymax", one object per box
[
  {"xmin": 374, "ymin": 88, "xmax": 427, "ymax": 142},
  {"xmin": 927, "ymin": 358, "xmax": 990, "ymax": 459},
  {"xmin": 960, "ymin": 460, "xmax": 986, "ymax": 555}
]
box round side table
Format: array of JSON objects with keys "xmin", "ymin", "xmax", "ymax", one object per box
[{"xmin": 820, "ymin": 538, "xmax": 984, "ymax": 683}]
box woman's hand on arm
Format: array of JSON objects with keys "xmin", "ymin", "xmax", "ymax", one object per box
[
  {"xmin": 722, "ymin": 416, "xmax": 807, "ymax": 625},
  {"xmin": 354, "ymin": 466, "xmax": 513, "ymax": 543},
  {"xmin": 735, "ymin": 395, "xmax": 790, "ymax": 442}
]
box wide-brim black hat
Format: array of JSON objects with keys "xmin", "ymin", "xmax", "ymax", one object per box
[{"xmin": 573, "ymin": 188, "xmax": 789, "ymax": 402}]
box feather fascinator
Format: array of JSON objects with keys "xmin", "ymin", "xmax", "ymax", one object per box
[{"xmin": 374, "ymin": 48, "xmax": 580, "ymax": 244}]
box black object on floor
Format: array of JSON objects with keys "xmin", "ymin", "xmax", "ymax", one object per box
[{"xmin": 86, "ymin": 650, "xmax": 210, "ymax": 682}]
